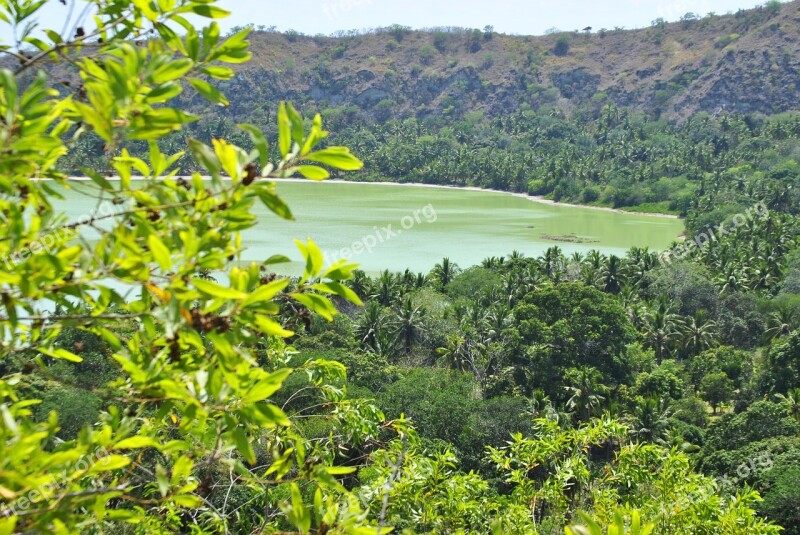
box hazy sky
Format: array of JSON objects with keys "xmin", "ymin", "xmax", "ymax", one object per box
[{"xmin": 0, "ymin": 0, "xmax": 777, "ymax": 44}]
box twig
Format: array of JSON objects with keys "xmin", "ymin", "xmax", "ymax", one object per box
[{"xmin": 376, "ymin": 440, "xmax": 406, "ymax": 535}]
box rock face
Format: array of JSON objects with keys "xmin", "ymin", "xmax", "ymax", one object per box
[{"xmin": 226, "ymin": 1, "xmax": 800, "ymax": 121}]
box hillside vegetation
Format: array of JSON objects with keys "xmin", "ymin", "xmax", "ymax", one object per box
[
  {"xmin": 227, "ymin": 1, "xmax": 799, "ymax": 120},
  {"xmin": 3, "ymin": 0, "xmax": 800, "ymax": 533},
  {"xmin": 59, "ymin": 2, "xmax": 800, "ymax": 214}
]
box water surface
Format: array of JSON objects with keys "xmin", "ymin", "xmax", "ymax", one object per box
[{"xmin": 55, "ymin": 181, "xmax": 684, "ymax": 274}]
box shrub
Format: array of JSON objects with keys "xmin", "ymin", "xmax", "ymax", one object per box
[
  {"xmin": 528, "ymin": 178, "xmax": 548, "ymax": 195},
  {"xmin": 554, "ymin": 35, "xmax": 570, "ymax": 56},
  {"xmin": 433, "ymin": 31, "xmax": 449, "ymax": 52},
  {"xmin": 582, "ymin": 185, "xmax": 600, "ymax": 203},
  {"xmin": 419, "ymin": 43, "xmax": 436, "ymax": 65}
]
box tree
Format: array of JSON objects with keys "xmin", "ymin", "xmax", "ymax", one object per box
[
  {"xmin": 564, "ymin": 366, "xmax": 608, "ymax": 421},
  {"xmin": 394, "ymin": 297, "xmax": 425, "ymax": 355},
  {"xmin": 629, "ymin": 397, "xmax": 672, "ymax": 444},
  {"xmin": 0, "ymin": 2, "xmax": 389, "ymax": 532},
  {"xmin": 554, "ymin": 35, "xmax": 571, "ymax": 56},
  {"xmin": 679, "ymin": 311, "xmax": 719, "ymax": 357},
  {"xmin": 701, "ymin": 372, "xmax": 735, "ymax": 414},
  {"xmin": 517, "ymin": 283, "xmax": 637, "ymax": 391},
  {"xmin": 775, "ymin": 388, "xmax": 800, "ymax": 423},
  {"xmin": 431, "ymin": 257, "xmax": 461, "ymax": 291}
]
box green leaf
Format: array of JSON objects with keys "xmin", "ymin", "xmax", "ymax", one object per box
[
  {"xmin": 254, "ymin": 187, "xmax": 293, "ymax": 220},
  {"xmin": 325, "ymin": 465, "xmax": 357, "ymax": 475},
  {"xmin": 264, "ymin": 254, "xmax": 291, "ymax": 265},
  {"xmin": 171, "ymin": 456, "xmax": 194, "ymax": 483},
  {"xmin": 201, "ymin": 66, "xmax": 235, "ymax": 80},
  {"xmin": 150, "ymin": 58, "xmax": 194, "ymax": 84},
  {"xmin": 146, "ymin": 82, "xmax": 183, "ymax": 103},
  {"xmin": 295, "ymin": 238, "xmax": 324, "ymax": 279},
  {"xmin": 172, "ymin": 494, "xmax": 203, "ymax": 508},
  {"xmin": 39, "ymin": 347, "xmax": 83, "ymax": 363},
  {"xmin": 312, "ymin": 282, "xmax": 363, "ymax": 306},
  {"xmin": 188, "ymin": 138, "xmax": 222, "ymax": 177},
  {"xmin": 81, "ymin": 167, "xmax": 113, "ymax": 190},
  {"xmin": 277, "ymin": 102, "xmax": 292, "ymax": 158},
  {"xmin": 88, "ymin": 455, "xmax": 131, "ymax": 474},
  {"xmin": 238, "ymin": 123, "xmax": 269, "ymax": 168},
  {"xmin": 188, "ymin": 4, "xmax": 230, "ymax": 18},
  {"xmin": 286, "ymin": 483, "xmax": 311, "ymax": 533},
  {"xmin": 253, "ymin": 402, "xmax": 290, "ymax": 427},
  {"xmin": 188, "ymin": 78, "xmax": 229, "ymax": 106},
  {"xmin": 253, "ymin": 316, "xmax": 294, "ymax": 337},
  {"xmin": 304, "ymin": 147, "xmax": 364, "ymax": 171},
  {"xmin": 351, "ymin": 528, "xmax": 394, "ymax": 535},
  {"xmin": 115, "ymin": 436, "xmax": 159, "ymax": 450},
  {"xmin": 295, "ymin": 165, "xmax": 330, "ymax": 181},
  {"xmin": 147, "ymin": 234, "xmax": 172, "ymax": 272},
  {"xmin": 0, "ymin": 516, "xmax": 18, "ymax": 535},
  {"xmin": 285, "ymin": 102, "xmax": 305, "ymax": 146},
  {"xmin": 193, "ymin": 278, "xmax": 247, "ymax": 300},
  {"xmin": 232, "ymin": 428, "xmax": 255, "ymax": 464},
  {"xmin": 292, "ymin": 293, "xmax": 338, "ymax": 322},
  {"xmin": 242, "ymin": 279, "xmax": 289, "ymax": 308},
  {"xmin": 243, "ymin": 368, "xmax": 292, "ymax": 403}
]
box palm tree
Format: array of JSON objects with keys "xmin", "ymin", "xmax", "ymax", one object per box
[
  {"xmin": 764, "ymin": 304, "xmax": 798, "ymax": 343},
  {"xmin": 680, "ymin": 311, "xmax": 719, "ymax": 357},
  {"xmin": 564, "ymin": 367, "xmax": 607, "ymax": 422},
  {"xmin": 600, "ymin": 254, "xmax": 625, "ymax": 294},
  {"xmin": 642, "ymin": 299, "xmax": 682, "ymax": 363},
  {"xmin": 629, "ymin": 397, "xmax": 672, "ymax": 445},
  {"xmin": 347, "ymin": 269, "xmax": 371, "ymax": 300},
  {"xmin": 394, "ymin": 297, "xmax": 425, "ymax": 355},
  {"xmin": 355, "ymin": 301, "xmax": 393, "ymax": 352},
  {"xmin": 431, "ymin": 257, "xmax": 460, "ymax": 291},
  {"xmin": 776, "ymin": 388, "xmax": 800, "ymax": 423},
  {"xmin": 541, "ymin": 246, "xmax": 565, "ymax": 282},
  {"xmin": 437, "ymin": 333, "xmax": 475, "ymax": 374},
  {"xmin": 372, "ymin": 270, "xmax": 398, "ymax": 307}
]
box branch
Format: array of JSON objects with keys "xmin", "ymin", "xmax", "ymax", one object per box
[
  {"xmin": 0, "ymin": 312, "xmax": 148, "ymax": 323},
  {"xmin": 14, "ymin": 13, "xmax": 131, "ymax": 75},
  {"xmin": 377, "ymin": 440, "xmax": 406, "ymax": 535}
]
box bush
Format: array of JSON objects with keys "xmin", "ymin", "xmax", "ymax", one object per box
[
  {"xmin": 714, "ymin": 34, "xmax": 741, "ymax": 49},
  {"xmin": 433, "ymin": 31, "xmax": 449, "ymax": 52},
  {"xmin": 672, "ymin": 396, "xmax": 710, "ymax": 428},
  {"xmin": 419, "ymin": 44, "xmax": 436, "ymax": 65},
  {"xmin": 554, "ymin": 35, "xmax": 570, "ymax": 56},
  {"xmin": 528, "ymin": 179, "xmax": 548, "ymax": 195},
  {"xmin": 582, "ymin": 185, "xmax": 600, "ymax": 203}
]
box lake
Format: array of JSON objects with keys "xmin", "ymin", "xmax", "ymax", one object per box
[{"xmin": 55, "ymin": 180, "xmax": 684, "ymax": 274}]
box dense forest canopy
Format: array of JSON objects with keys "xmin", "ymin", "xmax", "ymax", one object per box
[{"xmin": 0, "ymin": 0, "xmax": 799, "ymax": 534}]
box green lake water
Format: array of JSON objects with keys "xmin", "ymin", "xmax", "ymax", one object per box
[{"xmin": 55, "ymin": 181, "xmax": 684, "ymax": 274}]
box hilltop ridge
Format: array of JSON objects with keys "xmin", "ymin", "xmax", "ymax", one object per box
[{"xmin": 219, "ymin": 1, "xmax": 800, "ymax": 122}]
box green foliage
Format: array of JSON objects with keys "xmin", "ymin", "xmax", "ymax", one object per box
[
  {"xmin": 517, "ymin": 283, "xmax": 637, "ymax": 394},
  {"xmin": 418, "ymin": 43, "xmax": 436, "ymax": 65},
  {"xmin": 0, "ymin": 2, "xmax": 798, "ymax": 533},
  {"xmin": 700, "ymin": 371, "xmax": 735, "ymax": 413},
  {"xmin": 554, "ymin": 35, "xmax": 571, "ymax": 56},
  {"xmin": 0, "ymin": 2, "xmax": 396, "ymax": 532}
]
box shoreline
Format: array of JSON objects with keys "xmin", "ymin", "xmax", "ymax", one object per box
[{"xmin": 63, "ymin": 176, "xmax": 681, "ymax": 220}]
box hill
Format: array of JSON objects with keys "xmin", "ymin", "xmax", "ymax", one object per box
[{"xmin": 226, "ymin": 1, "xmax": 800, "ymax": 122}]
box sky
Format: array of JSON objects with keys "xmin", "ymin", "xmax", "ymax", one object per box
[{"xmin": 0, "ymin": 0, "xmax": 778, "ymax": 44}]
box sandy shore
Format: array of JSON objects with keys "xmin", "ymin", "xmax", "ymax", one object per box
[{"xmin": 64, "ymin": 176, "xmax": 681, "ymax": 220}]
